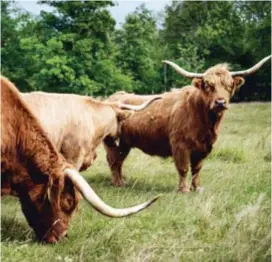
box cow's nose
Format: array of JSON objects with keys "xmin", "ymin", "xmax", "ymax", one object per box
[{"xmin": 215, "ymin": 99, "xmax": 226, "ymax": 106}]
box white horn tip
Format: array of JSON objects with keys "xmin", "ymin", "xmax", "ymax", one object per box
[
  {"xmin": 262, "ymin": 55, "xmax": 272, "ymax": 62},
  {"xmin": 147, "ymin": 194, "xmax": 163, "ymax": 205}
]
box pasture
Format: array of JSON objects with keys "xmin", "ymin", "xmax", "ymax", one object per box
[{"xmin": 1, "ymin": 103, "xmax": 271, "ymax": 262}]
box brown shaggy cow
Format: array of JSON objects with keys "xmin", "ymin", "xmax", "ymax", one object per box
[
  {"xmin": 22, "ymin": 92, "xmax": 160, "ymax": 171},
  {"xmin": 1, "ymin": 75, "xmax": 161, "ymax": 243},
  {"xmin": 105, "ymin": 56, "xmax": 271, "ymax": 192}
]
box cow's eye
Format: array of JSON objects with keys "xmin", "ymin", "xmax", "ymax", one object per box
[
  {"xmin": 209, "ymin": 85, "xmax": 215, "ymax": 92},
  {"xmin": 204, "ymin": 81, "xmax": 215, "ymax": 92},
  {"xmin": 61, "ymin": 193, "xmax": 75, "ymax": 213},
  {"xmin": 205, "ymin": 84, "xmax": 214, "ymax": 92},
  {"xmin": 205, "ymin": 86, "xmax": 210, "ymax": 92}
]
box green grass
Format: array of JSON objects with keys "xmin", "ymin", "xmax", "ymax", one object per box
[{"xmin": 2, "ymin": 103, "xmax": 271, "ymax": 262}]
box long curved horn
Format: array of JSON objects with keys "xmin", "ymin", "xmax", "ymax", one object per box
[
  {"xmin": 116, "ymin": 96, "xmax": 161, "ymax": 111},
  {"xmin": 162, "ymin": 60, "xmax": 204, "ymax": 78},
  {"xmin": 230, "ymin": 55, "xmax": 271, "ymax": 76},
  {"xmin": 64, "ymin": 168, "xmax": 161, "ymax": 217}
]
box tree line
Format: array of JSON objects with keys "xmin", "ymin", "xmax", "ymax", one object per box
[{"xmin": 1, "ymin": 1, "xmax": 271, "ymax": 101}]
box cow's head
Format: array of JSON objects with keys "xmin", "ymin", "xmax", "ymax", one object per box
[
  {"xmin": 20, "ymin": 167, "xmax": 160, "ymax": 243},
  {"xmin": 19, "ymin": 168, "xmax": 80, "ymax": 243},
  {"xmin": 192, "ymin": 64, "xmax": 245, "ymax": 113},
  {"xmin": 163, "ymin": 55, "xmax": 271, "ymax": 113}
]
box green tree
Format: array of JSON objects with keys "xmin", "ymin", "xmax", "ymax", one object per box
[
  {"xmin": 1, "ymin": 0, "xmax": 37, "ymax": 91},
  {"xmin": 162, "ymin": 1, "xmax": 271, "ymax": 100},
  {"xmin": 35, "ymin": 0, "xmax": 133, "ymax": 95},
  {"xmin": 1, "ymin": 1, "xmax": 270, "ymax": 100},
  {"xmin": 1, "ymin": 1, "xmax": 136, "ymax": 95},
  {"xmin": 116, "ymin": 4, "xmax": 163, "ymax": 93},
  {"xmin": 163, "ymin": 1, "xmax": 243, "ymax": 66},
  {"xmin": 233, "ymin": 1, "xmax": 271, "ymax": 101}
]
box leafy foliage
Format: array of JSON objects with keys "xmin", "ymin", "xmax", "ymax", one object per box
[
  {"xmin": 116, "ymin": 4, "xmax": 163, "ymax": 93},
  {"xmin": 162, "ymin": 1, "xmax": 271, "ymax": 100},
  {"xmin": 1, "ymin": 0, "xmax": 271, "ymax": 100}
]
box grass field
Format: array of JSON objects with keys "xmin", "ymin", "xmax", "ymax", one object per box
[{"xmin": 1, "ymin": 103, "xmax": 271, "ymax": 262}]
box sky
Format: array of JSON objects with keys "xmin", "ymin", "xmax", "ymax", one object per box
[{"xmin": 16, "ymin": 1, "xmax": 171, "ymax": 27}]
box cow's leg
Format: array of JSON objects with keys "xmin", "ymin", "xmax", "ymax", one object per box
[
  {"xmin": 115, "ymin": 147, "xmax": 130, "ymax": 186},
  {"xmin": 104, "ymin": 137, "xmax": 130, "ymax": 186},
  {"xmin": 60, "ymin": 138, "xmax": 84, "ymax": 171},
  {"xmin": 79, "ymin": 151, "xmax": 97, "ymax": 172},
  {"xmin": 190, "ymin": 151, "xmax": 206, "ymax": 192},
  {"xmin": 172, "ymin": 144, "xmax": 191, "ymax": 193}
]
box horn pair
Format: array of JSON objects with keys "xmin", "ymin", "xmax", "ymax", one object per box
[{"xmin": 163, "ymin": 55, "xmax": 271, "ymax": 78}]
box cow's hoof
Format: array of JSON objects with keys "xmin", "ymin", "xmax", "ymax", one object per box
[
  {"xmin": 111, "ymin": 181, "xmax": 126, "ymax": 187},
  {"xmin": 178, "ymin": 187, "xmax": 190, "ymax": 193}
]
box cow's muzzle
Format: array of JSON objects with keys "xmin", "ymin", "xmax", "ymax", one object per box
[
  {"xmin": 41, "ymin": 219, "xmax": 68, "ymax": 244},
  {"xmin": 213, "ymin": 99, "xmax": 228, "ymax": 111}
]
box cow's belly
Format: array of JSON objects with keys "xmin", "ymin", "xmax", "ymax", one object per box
[
  {"xmin": 138, "ymin": 143, "xmax": 172, "ymax": 158},
  {"xmin": 125, "ymin": 134, "xmax": 172, "ymax": 158}
]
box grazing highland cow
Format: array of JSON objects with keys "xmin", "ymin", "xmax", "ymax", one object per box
[
  {"xmin": 22, "ymin": 92, "xmax": 160, "ymax": 171},
  {"xmin": 1, "ymin": 75, "xmax": 160, "ymax": 243},
  {"xmin": 105, "ymin": 56, "xmax": 271, "ymax": 192}
]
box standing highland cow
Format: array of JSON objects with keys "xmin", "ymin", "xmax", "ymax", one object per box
[{"xmin": 105, "ymin": 56, "xmax": 271, "ymax": 192}]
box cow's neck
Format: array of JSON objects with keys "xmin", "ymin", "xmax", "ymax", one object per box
[
  {"xmin": 193, "ymin": 92, "xmax": 225, "ymax": 145},
  {"xmin": 207, "ymin": 110, "xmax": 224, "ymax": 136}
]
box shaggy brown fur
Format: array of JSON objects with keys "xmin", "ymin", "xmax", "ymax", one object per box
[
  {"xmin": 1, "ymin": 76, "xmax": 81, "ymax": 243},
  {"xmin": 105, "ymin": 64, "xmax": 245, "ymax": 191}
]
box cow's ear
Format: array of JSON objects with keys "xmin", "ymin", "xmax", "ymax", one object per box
[
  {"xmin": 233, "ymin": 76, "xmax": 245, "ymax": 90},
  {"xmin": 60, "ymin": 177, "xmax": 80, "ymax": 212},
  {"xmin": 192, "ymin": 78, "xmax": 204, "ymax": 90}
]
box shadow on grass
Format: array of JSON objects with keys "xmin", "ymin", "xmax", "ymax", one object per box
[
  {"xmin": 84, "ymin": 173, "xmax": 176, "ymax": 193},
  {"xmin": 1, "ymin": 216, "xmax": 34, "ymax": 243}
]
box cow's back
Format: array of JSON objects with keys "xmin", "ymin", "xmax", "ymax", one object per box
[
  {"xmin": 107, "ymin": 93, "xmax": 160, "ymax": 105},
  {"xmin": 23, "ymin": 92, "xmax": 91, "ymax": 148}
]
